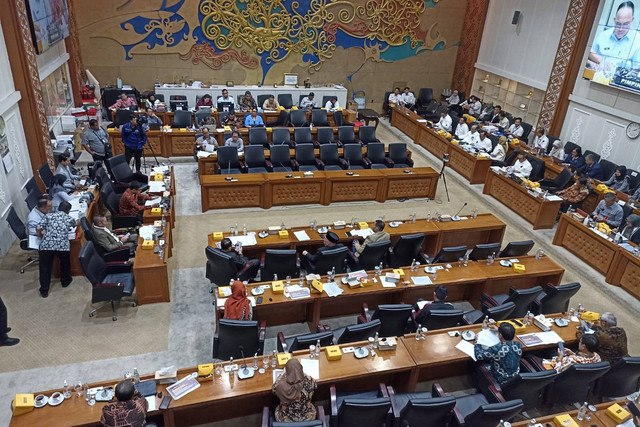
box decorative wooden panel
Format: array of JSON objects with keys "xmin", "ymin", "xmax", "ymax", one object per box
[
  {"xmin": 271, "ymin": 182, "xmax": 324, "ymax": 206},
  {"xmin": 386, "ymin": 177, "xmax": 433, "ymax": 199},
  {"xmin": 619, "ymin": 261, "xmax": 640, "ymax": 298},
  {"xmin": 330, "ymin": 180, "xmax": 380, "ymax": 202},
  {"xmin": 205, "ymin": 185, "xmax": 262, "ymax": 209},
  {"xmin": 167, "ymin": 135, "xmax": 196, "ymax": 156},
  {"xmin": 562, "ymin": 222, "xmax": 616, "ymax": 275},
  {"xmin": 486, "ymin": 177, "xmax": 539, "ymax": 224},
  {"xmin": 448, "ymin": 150, "xmax": 474, "ymax": 181}
]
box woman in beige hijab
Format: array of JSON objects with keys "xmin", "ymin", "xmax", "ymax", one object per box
[{"xmin": 272, "ymin": 358, "xmax": 317, "ymax": 422}]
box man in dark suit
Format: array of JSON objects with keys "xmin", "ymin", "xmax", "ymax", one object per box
[
  {"xmin": 220, "ymin": 237, "xmax": 260, "ymax": 281},
  {"xmin": 621, "ymin": 214, "xmax": 640, "ymax": 244},
  {"xmin": 415, "ymin": 285, "xmax": 455, "ymax": 325},
  {"xmin": 583, "ymin": 154, "xmax": 604, "ymax": 180},
  {"xmin": 92, "ymin": 215, "xmax": 137, "ymax": 255},
  {"xmin": 301, "ymin": 231, "xmax": 343, "ymax": 272}
]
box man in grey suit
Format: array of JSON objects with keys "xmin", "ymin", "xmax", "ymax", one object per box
[
  {"xmin": 353, "ymin": 220, "xmax": 390, "ymax": 258},
  {"xmin": 92, "ymin": 215, "xmax": 138, "ymax": 255}
]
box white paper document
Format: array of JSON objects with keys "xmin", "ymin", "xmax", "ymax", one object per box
[
  {"xmin": 476, "ymin": 329, "xmax": 500, "ymax": 347},
  {"xmin": 293, "ymin": 230, "xmax": 311, "ymax": 241},
  {"xmin": 148, "ymin": 181, "xmax": 166, "ymax": 193},
  {"xmin": 145, "ymin": 197, "xmax": 162, "ymax": 207},
  {"xmin": 197, "ymin": 150, "xmax": 215, "ymax": 158},
  {"xmin": 217, "ymin": 296, "xmax": 256, "ymax": 308},
  {"xmin": 416, "ymin": 300, "xmax": 429, "ymax": 310},
  {"xmin": 28, "ymin": 235, "xmax": 41, "ymax": 250},
  {"xmin": 379, "ymin": 276, "xmax": 397, "ymax": 288},
  {"xmin": 151, "ymin": 165, "xmax": 169, "ymax": 174},
  {"xmin": 350, "ymin": 228, "xmax": 373, "ymax": 238},
  {"xmin": 411, "ymin": 276, "xmax": 432, "ymax": 286},
  {"xmin": 229, "ymin": 234, "xmax": 258, "ymax": 247},
  {"xmin": 145, "ymin": 396, "xmax": 157, "ymax": 411},
  {"xmin": 138, "ymin": 225, "xmax": 155, "ymax": 240},
  {"xmin": 455, "ymin": 340, "xmax": 476, "ymax": 361},
  {"xmin": 323, "ymin": 282, "xmax": 344, "ymax": 297},
  {"xmin": 545, "ymin": 195, "xmax": 563, "ymax": 201},
  {"xmin": 300, "ymin": 358, "xmax": 320, "ymax": 380}
]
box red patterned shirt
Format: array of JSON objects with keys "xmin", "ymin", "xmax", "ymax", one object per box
[
  {"xmin": 119, "ymin": 189, "xmax": 149, "ymax": 216},
  {"xmin": 100, "ymin": 391, "xmax": 148, "ymax": 427}
]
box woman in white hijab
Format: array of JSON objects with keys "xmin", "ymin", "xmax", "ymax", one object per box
[{"xmin": 548, "ymin": 139, "xmax": 565, "ymax": 160}]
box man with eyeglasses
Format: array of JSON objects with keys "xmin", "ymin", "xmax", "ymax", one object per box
[
  {"xmin": 217, "ymin": 89, "xmax": 236, "ymax": 106},
  {"xmin": 590, "ymin": 1, "xmax": 639, "ymax": 68}
]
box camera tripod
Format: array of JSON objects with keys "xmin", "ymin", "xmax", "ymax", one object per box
[{"xmin": 439, "ymin": 154, "xmax": 451, "ymax": 203}]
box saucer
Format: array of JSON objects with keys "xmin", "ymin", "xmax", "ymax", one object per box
[
  {"xmin": 317, "ymin": 227, "xmax": 329, "ymax": 234},
  {"xmin": 554, "ymin": 318, "xmax": 569, "ymax": 327},
  {"xmin": 499, "ymin": 260, "xmax": 512, "ymax": 267},
  {"xmin": 48, "ymin": 392, "xmax": 65, "ymax": 406},
  {"xmin": 34, "ymin": 395, "xmax": 48, "ymax": 408},
  {"xmin": 389, "ymin": 221, "xmax": 401, "ymax": 228},
  {"xmin": 251, "ymin": 287, "xmax": 264, "ymax": 296},
  {"xmin": 354, "ymin": 347, "xmax": 370, "ymax": 359},
  {"xmin": 461, "ymin": 330, "xmax": 476, "ymax": 341},
  {"xmin": 258, "ymin": 231, "xmax": 269, "ymax": 239}
]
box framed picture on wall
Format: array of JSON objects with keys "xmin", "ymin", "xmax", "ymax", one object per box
[{"xmin": 284, "ymin": 74, "xmax": 298, "ymax": 86}]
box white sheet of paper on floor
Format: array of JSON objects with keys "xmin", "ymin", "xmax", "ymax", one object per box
[
  {"xmin": 300, "ymin": 358, "xmax": 320, "ymax": 380},
  {"xmin": 455, "ymin": 340, "xmax": 476, "ymax": 361},
  {"xmin": 476, "ymin": 329, "xmax": 500, "ymax": 347},
  {"xmin": 293, "ymin": 230, "xmax": 311, "ymax": 241},
  {"xmin": 411, "ymin": 276, "xmax": 432, "ymax": 286}
]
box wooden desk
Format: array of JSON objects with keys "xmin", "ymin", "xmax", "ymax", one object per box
[
  {"xmin": 608, "ymin": 248, "xmax": 640, "ymax": 298},
  {"xmin": 133, "ymin": 225, "xmax": 171, "ymax": 305},
  {"xmin": 390, "ymin": 105, "xmax": 423, "ymax": 141},
  {"xmin": 448, "ymin": 143, "xmax": 492, "ymax": 184},
  {"xmin": 201, "ymin": 174, "xmax": 266, "ymax": 211},
  {"xmin": 415, "ymin": 124, "xmax": 451, "ymax": 161},
  {"xmin": 325, "ymin": 169, "xmax": 383, "ymax": 203},
  {"xmin": 264, "ymin": 172, "xmax": 327, "ymax": 207},
  {"xmin": 483, "ymin": 170, "xmax": 562, "ymax": 229},
  {"xmin": 380, "ymin": 168, "xmax": 438, "ymax": 201},
  {"xmin": 164, "ymin": 130, "xmax": 198, "ymax": 157},
  {"xmin": 512, "ymin": 401, "xmax": 629, "ymax": 426}
]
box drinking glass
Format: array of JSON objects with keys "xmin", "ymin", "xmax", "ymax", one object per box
[
  {"xmin": 87, "ymin": 390, "xmax": 96, "ymax": 406},
  {"xmin": 75, "ymin": 381, "xmax": 84, "ymax": 398}
]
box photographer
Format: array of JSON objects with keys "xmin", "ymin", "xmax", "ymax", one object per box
[{"xmin": 121, "ymin": 114, "xmax": 146, "ymax": 173}]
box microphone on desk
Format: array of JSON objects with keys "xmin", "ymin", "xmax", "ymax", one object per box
[
  {"xmin": 346, "ymin": 158, "xmax": 354, "ymax": 175},
  {"xmin": 452, "ymin": 202, "xmax": 467, "ymax": 221},
  {"xmin": 237, "ymin": 345, "xmax": 255, "ymax": 379},
  {"xmin": 225, "ymin": 161, "xmax": 233, "ymax": 181},
  {"xmin": 280, "ymin": 162, "xmax": 292, "ymax": 177}
]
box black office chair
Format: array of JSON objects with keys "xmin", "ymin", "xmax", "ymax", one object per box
[
  {"xmin": 333, "ymin": 110, "xmax": 351, "ymax": 127},
  {"xmin": 257, "ymin": 94, "xmax": 272, "ymax": 108},
  {"xmin": 100, "ymin": 182, "xmax": 140, "ymax": 229},
  {"xmin": 307, "ymin": 246, "xmax": 349, "ymax": 274},
  {"xmin": 80, "ymin": 217, "xmax": 131, "ymax": 262},
  {"xmin": 539, "ymin": 168, "xmax": 573, "ymax": 192},
  {"xmin": 389, "ymin": 233, "xmax": 428, "ymax": 268},
  {"xmin": 482, "ymin": 286, "xmax": 543, "ymax": 318},
  {"xmin": 25, "ymin": 189, "xmax": 42, "ymax": 211},
  {"xmin": 531, "ymin": 282, "xmax": 581, "ymax": 315},
  {"xmin": 520, "ymin": 122, "xmax": 533, "ymax": 142},
  {"xmin": 263, "ymin": 407, "xmax": 326, "ymax": 427},
  {"xmin": 319, "ymin": 144, "xmax": 346, "ymax": 171},
  {"xmin": 595, "ymin": 357, "xmax": 640, "ymax": 401},
  {"xmin": 316, "ymin": 127, "xmax": 336, "ymax": 146},
  {"xmin": 343, "ymin": 144, "xmax": 369, "ymax": 170},
  {"xmin": 270, "ymin": 145, "xmax": 296, "ymax": 172},
  {"xmin": 295, "ymin": 144, "xmax": 322, "ymax": 172},
  {"xmin": 366, "ymin": 143, "xmax": 389, "ymax": 169},
  {"xmin": 419, "ymin": 309, "xmax": 464, "ymax": 330},
  {"xmin": 79, "ymin": 241, "xmax": 136, "ymax": 321},
  {"xmin": 498, "ymin": 240, "xmax": 534, "ymax": 257},
  {"xmin": 105, "ymin": 154, "xmax": 149, "ymax": 191},
  {"xmin": 431, "ymin": 245, "xmax": 467, "ymax": 263},
  {"xmin": 244, "ymin": 145, "xmax": 272, "ymax": 173},
  {"xmin": 6, "ymin": 207, "xmax": 39, "ymax": 273},
  {"xmin": 194, "ymin": 109, "xmax": 212, "ymax": 126},
  {"xmin": 416, "ymin": 88, "xmax": 433, "ymax": 108},
  {"xmin": 278, "ymin": 94, "xmax": 294, "ymax": 109},
  {"xmin": 526, "ymin": 156, "xmax": 546, "ymax": 181},
  {"xmin": 322, "ymin": 96, "xmax": 333, "ymax": 107},
  {"xmin": 333, "ymin": 319, "xmax": 382, "ymax": 345},
  {"xmin": 290, "ymin": 110, "xmax": 308, "ymax": 127},
  {"xmin": 172, "ymin": 110, "xmax": 192, "ymax": 128},
  {"xmin": 293, "ymin": 128, "xmax": 313, "ymax": 145},
  {"xmin": 358, "ymin": 126, "xmax": 380, "ymax": 145},
  {"xmin": 249, "ymin": 127, "xmax": 269, "ymax": 148},
  {"xmin": 277, "ymin": 330, "xmax": 334, "ymax": 352},
  {"xmin": 213, "ymin": 319, "xmax": 266, "ymax": 360},
  {"xmin": 360, "ymin": 303, "xmax": 413, "ymax": 337},
  {"xmin": 467, "ymin": 243, "xmax": 502, "ymax": 261},
  {"xmin": 386, "ymin": 385, "xmax": 456, "ymax": 427},
  {"xmin": 355, "ymin": 241, "xmax": 391, "ymax": 270},
  {"xmin": 382, "ymin": 91, "xmax": 393, "ymax": 116},
  {"xmin": 387, "ymin": 143, "xmax": 413, "ymax": 168},
  {"xmin": 462, "ymin": 302, "xmax": 516, "ymax": 325},
  {"xmin": 476, "ymin": 365, "xmax": 557, "ymax": 412},
  {"xmin": 25, "ymin": 176, "xmax": 41, "ymax": 195},
  {"xmin": 311, "ymin": 109, "xmax": 329, "ymax": 126},
  {"xmin": 330, "ymin": 384, "xmax": 392, "ymax": 427},
  {"xmin": 272, "ymin": 128, "xmax": 293, "ymax": 147},
  {"xmin": 205, "ymin": 246, "xmax": 239, "ymax": 288},
  {"xmin": 337, "ymin": 126, "xmax": 357, "ymax": 146},
  {"xmin": 261, "ymin": 249, "xmax": 298, "ymax": 280},
  {"xmin": 627, "ymin": 169, "xmax": 640, "ymax": 191},
  {"xmin": 38, "ymin": 164, "xmax": 55, "ymax": 192},
  {"xmin": 266, "ymin": 110, "xmax": 290, "ymax": 127},
  {"xmin": 216, "ymin": 146, "xmax": 245, "ymax": 174},
  {"xmin": 599, "ymin": 159, "xmax": 618, "ymax": 182}
]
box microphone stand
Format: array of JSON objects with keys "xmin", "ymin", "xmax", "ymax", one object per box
[
  {"xmin": 439, "ymin": 154, "xmax": 451, "ymax": 203},
  {"xmin": 237, "ymin": 345, "xmax": 255, "ymax": 379}
]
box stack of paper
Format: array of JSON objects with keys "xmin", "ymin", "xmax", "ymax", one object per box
[
  {"xmin": 323, "ymin": 282, "xmax": 343, "ymax": 297},
  {"xmin": 196, "ymin": 150, "xmax": 214, "ymax": 158},
  {"xmin": 145, "ymin": 197, "xmax": 162, "ymax": 207},
  {"xmin": 349, "ymin": 228, "xmax": 373, "ymax": 238},
  {"xmin": 411, "ymin": 276, "xmax": 432, "ymax": 286},
  {"xmin": 151, "ymin": 165, "xmax": 169, "ymax": 174},
  {"xmin": 148, "ymin": 181, "xmax": 166, "ymax": 193},
  {"xmin": 517, "ymin": 331, "xmax": 564, "ymax": 347},
  {"xmin": 379, "ymin": 276, "xmax": 397, "ymax": 288},
  {"xmin": 476, "ymin": 329, "xmax": 500, "ymax": 347},
  {"xmin": 229, "ymin": 234, "xmax": 257, "ymax": 246},
  {"xmin": 293, "ymin": 230, "xmax": 311, "ymax": 241}
]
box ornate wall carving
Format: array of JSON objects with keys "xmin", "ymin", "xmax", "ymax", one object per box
[
  {"xmin": 65, "ymin": 0, "xmax": 85, "ymax": 107},
  {"xmin": 450, "ymin": 0, "xmax": 489, "ymax": 96}
]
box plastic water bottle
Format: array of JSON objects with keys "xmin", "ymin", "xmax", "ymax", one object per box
[
  {"xmin": 373, "ymin": 332, "xmax": 379, "ymax": 349},
  {"xmin": 280, "ymin": 221, "xmax": 286, "ymax": 231},
  {"xmin": 315, "ymin": 339, "xmax": 321, "ymax": 357},
  {"xmin": 415, "ymin": 324, "xmax": 423, "ymax": 341},
  {"xmin": 535, "ymin": 248, "xmax": 544, "ymax": 260},
  {"xmin": 482, "ymin": 316, "xmax": 489, "ymax": 330},
  {"xmin": 132, "ymin": 368, "xmax": 140, "ymax": 383},
  {"xmin": 486, "ymin": 253, "xmax": 494, "ymax": 265},
  {"xmin": 410, "ymin": 258, "xmax": 417, "ymax": 271},
  {"xmin": 242, "ymin": 224, "xmax": 247, "ymax": 235}
]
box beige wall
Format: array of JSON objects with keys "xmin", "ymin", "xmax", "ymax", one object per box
[{"xmin": 73, "ymin": 0, "xmax": 466, "ymax": 111}]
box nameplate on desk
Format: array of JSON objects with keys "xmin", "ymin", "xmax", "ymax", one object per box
[
  {"xmin": 211, "ymin": 232, "xmax": 224, "ymax": 240},
  {"xmin": 151, "ymin": 207, "xmax": 162, "ymax": 215}
]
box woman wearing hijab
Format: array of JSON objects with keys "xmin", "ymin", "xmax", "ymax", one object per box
[
  {"xmin": 603, "ymin": 165, "xmax": 631, "ymax": 193},
  {"xmin": 548, "ymin": 140, "xmax": 565, "ymax": 161},
  {"xmin": 620, "ymin": 214, "xmax": 640, "ymax": 244},
  {"xmin": 49, "ymin": 174, "xmax": 75, "ymax": 211},
  {"xmin": 272, "ymin": 358, "xmax": 317, "ymax": 422},
  {"xmin": 223, "ymin": 280, "xmax": 252, "ymax": 320}
]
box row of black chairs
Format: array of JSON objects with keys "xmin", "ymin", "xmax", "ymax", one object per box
[
  {"xmin": 244, "ymin": 125, "xmax": 380, "ymax": 148},
  {"xmin": 216, "ymin": 143, "xmax": 413, "ymax": 174}
]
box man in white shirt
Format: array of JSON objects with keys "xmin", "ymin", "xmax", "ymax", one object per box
[
  {"xmin": 473, "ymin": 131, "xmax": 493, "ymax": 153},
  {"xmin": 435, "ymin": 112, "xmax": 452, "ymax": 132},
  {"xmin": 506, "ymin": 117, "xmax": 524, "ymax": 138},
  {"xmin": 510, "ymin": 153, "xmax": 533, "ymax": 178},
  {"xmin": 462, "ymin": 124, "xmax": 480, "ymax": 146},
  {"xmin": 461, "ymin": 95, "xmax": 482, "ymax": 117},
  {"xmin": 216, "ymin": 89, "xmax": 236, "ymax": 106},
  {"xmin": 530, "ymin": 127, "xmax": 549, "ymax": 152},
  {"xmin": 402, "ymin": 87, "xmax": 416, "ymax": 109},
  {"xmin": 299, "ymin": 92, "xmax": 317, "ymax": 110},
  {"xmin": 497, "ymin": 112, "xmax": 510, "ymax": 129},
  {"xmin": 454, "ymin": 117, "xmax": 469, "ymax": 140},
  {"xmin": 589, "ymin": 2, "xmax": 640, "ymax": 69},
  {"xmin": 446, "ymin": 90, "xmax": 460, "ymax": 105},
  {"xmin": 324, "ymin": 96, "xmax": 339, "ymax": 111},
  {"xmin": 195, "ymin": 128, "xmax": 218, "ymax": 153},
  {"xmin": 388, "ymin": 87, "xmax": 402, "ymax": 108},
  {"xmin": 225, "ymin": 131, "xmax": 244, "ymax": 153}
]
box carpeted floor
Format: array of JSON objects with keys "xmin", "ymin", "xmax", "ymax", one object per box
[{"xmin": 0, "ymin": 118, "xmax": 638, "ymax": 426}]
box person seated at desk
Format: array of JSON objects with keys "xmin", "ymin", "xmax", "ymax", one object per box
[
  {"xmin": 402, "ymin": 87, "xmax": 416, "ymax": 109},
  {"xmin": 196, "ymin": 128, "xmax": 218, "ymax": 153},
  {"xmin": 244, "ymin": 109, "xmax": 264, "ymax": 127},
  {"xmin": 239, "ymin": 91, "xmax": 258, "ymax": 112},
  {"xmin": 505, "ymin": 117, "xmax": 524, "ymax": 139},
  {"xmin": 577, "ymin": 311, "xmax": 628, "ymax": 364},
  {"xmin": 225, "ymin": 131, "xmax": 244, "ymax": 153},
  {"xmin": 474, "ymin": 323, "xmax": 522, "ymax": 384},
  {"xmin": 101, "ymin": 380, "xmax": 149, "ymax": 427},
  {"xmin": 497, "ymin": 111, "xmax": 509, "ymax": 130},
  {"xmin": 28, "ymin": 199, "xmax": 52, "ymax": 236},
  {"xmin": 603, "ymin": 165, "xmax": 631, "ymax": 193},
  {"xmin": 446, "ymin": 90, "xmax": 460, "ymax": 106},
  {"xmin": 415, "ymin": 285, "xmax": 455, "ymax": 325},
  {"xmin": 224, "ymin": 280, "xmax": 252, "ymax": 321},
  {"xmin": 509, "ymin": 152, "xmax": 533, "ymax": 178},
  {"xmin": 592, "ymin": 192, "xmax": 624, "ymax": 228},
  {"xmin": 138, "ymin": 107, "xmax": 163, "ymax": 126},
  {"xmin": 272, "ymin": 358, "xmax": 317, "ymax": 423},
  {"xmin": 352, "ymin": 220, "xmax": 390, "ymax": 259},
  {"xmin": 548, "ymin": 139, "xmax": 565, "ymax": 161},
  {"xmin": 92, "ymin": 215, "xmax": 138, "ymax": 255},
  {"xmin": 301, "ymin": 231, "xmax": 343, "ymax": 272},
  {"xmin": 49, "ymin": 174, "xmax": 77, "ymax": 211},
  {"xmin": 556, "ymin": 177, "xmax": 590, "ymax": 212},
  {"xmin": 435, "ymin": 111, "xmax": 452, "ymax": 132},
  {"xmin": 621, "ymin": 214, "xmax": 640, "ymax": 243},
  {"xmin": 299, "ymin": 92, "xmax": 318, "ymax": 110},
  {"xmin": 488, "ymin": 137, "xmax": 507, "ymax": 162},
  {"xmin": 631, "ymin": 186, "xmax": 640, "ymax": 204},
  {"xmin": 223, "ymin": 112, "xmax": 241, "ymax": 130},
  {"xmin": 196, "ymin": 93, "xmax": 213, "ymax": 109},
  {"xmin": 55, "ymin": 153, "xmax": 82, "ymax": 192},
  {"xmin": 460, "ymin": 95, "xmax": 482, "ymax": 117},
  {"xmin": 461, "ymin": 124, "xmax": 480, "ymax": 146},
  {"xmin": 583, "ymin": 154, "xmax": 604, "ymax": 180},
  {"xmin": 119, "ymin": 182, "xmax": 154, "ymax": 217},
  {"xmin": 388, "ymin": 87, "xmax": 402, "ymax": 110},
  {"xmin": 454, "ymin": 116, "xmax": 469, "ymax": 140},
  {"xmin": 199, "ymin": 116, "xmax": 216, "ymax": 132},
  {"xmin": 110, "ymin": 92, "xmax": 137, "ymax": 111},
  {"xmin": 482, "ymin": 105, "xmax": 501, "ymax": 124},
  {"xmin": 529, "ymin": 127, "xmax": 549, "ymax": 153},
  {"xmin": 263, "ymin": 94, "xmax": 280, "ymax": 110},
  {"xmin": 220, "ymin": 238, "xmax": 260, "ymax": 281},
  {"xmin": 217, "ymin": 89, "xmax": 236, "ymax": 106},
  {"xmin": 473, "ymin": 130, "xmax": 492, "ymax": 153},
  {"xmin": 563, "ymin": 146, "xmax": 585, "ymax": 172},
  {"xmin": 145, "ymin": 93, "xmax": 161, "ymax": 111},
  {"xmin": 324, "ymin": 96, "xmax": 340, "ymax": 111},
  {"xmin": 565, "ymin": 334, "xmax": 601, "ymax": 365}
]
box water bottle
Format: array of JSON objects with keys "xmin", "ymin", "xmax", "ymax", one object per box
[
  {"xmin": 576, "ymin": 402, "xmax": 588, "ymax": 420},
  {"xmin": 471, "ymin": 209, "xmax": 478, "ymax": 219},
  {"xmin": 410, "ymin": 258, "xmax": 417, "ymax": 271},
  {"xmin": 132, "ymin": 368, "xmax": 140, "ymax": 383},
  {"xmin": 271, "ymin": 350, "xmax": 277, "ymax": 368},
  {"xmin": 242, "ymin": 223, "xmax": 247, "ymax": 235},
  {"xmin": 426, "ymin": 211, "xmax": 432, "ymax": 221},
  {"xmin": 535, "ymin": 248, "xmax": 544, "ymax": 260},
  {"xmin": 373, "ymin": 332, "xmax": 379, "ymax": 349},
  {"xmin": 62, "ymin": 380, "xmax": 72, "ymax": 398},
  {"xmin": 282, "ymin": 342, "xmax": 288, "ymax": 354},
  {"xmin": 415, "ymin": 324, "xmax": 422, "ymax": 341},
  {"xmin": 410, "ymin": 212, "xmax": 416, "ymax": 223},
  {"xmin": 253, "ymin": 353, "xmax": 259, "ymax": 370},
  {"xmin": 486, "ymin": 253, "xmax": 494, "ymax": 266},
  {"xmin": 280, "ymin": 221, "xmax": 286, "ymax": 231},
  {"xmin": 315, "ymin": 339, "xmax": 321, "ymax": 357},
  {"xmin": 116, "ymin": 76, "xmax": 122, "ymax": 89},
  {"xmin": 482, "ymin": 316, "xmax": 489, "ymax": 330},
  {"xmin": 273, "ymin": 274, "xmax": 278, "ymax": 282}
]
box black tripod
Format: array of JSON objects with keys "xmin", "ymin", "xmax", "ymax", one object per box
[
  {"xmin": 141, "ymin": 128, "xmax": 160, "ymax": 174},
  {"xmin": 439, "ymin": 154, "xmax": 451, "ymax": 203}
]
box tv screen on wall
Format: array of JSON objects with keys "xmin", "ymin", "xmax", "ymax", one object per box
[
  {"xmin": 25, "ymin": 0, "xmax": 70, "ymax": 54},
  {"xmin": 584, "ymin": 0, "xmax": 640, "ymax": 94}
]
